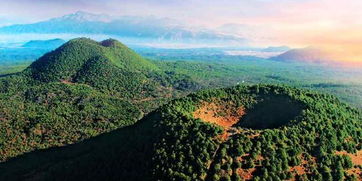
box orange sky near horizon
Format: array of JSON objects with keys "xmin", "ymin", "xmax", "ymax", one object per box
[{"xmin": 222, "ymin": 0, "xmax": 362, "ymax": 63}]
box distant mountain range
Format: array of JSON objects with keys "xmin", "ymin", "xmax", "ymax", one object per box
[
  {"xmin": 0, "ymin": 39, "xmax": 66, "ymax": 63},
  {"xmin": 0, "ymin": 11, "xmax": 246, "ymax": 46},
  {"xmin": 261, "ymin": 46, "xmax": 290, "ymax": 52},
  {"xmin": 270, "ymin": 47, "xmax": 334, "ymax": 63},
  {"xmin": 21, "ymin": 38, "xmax": 65, "ymax": 49}
]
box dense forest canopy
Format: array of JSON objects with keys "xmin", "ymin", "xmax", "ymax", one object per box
[{"xmin": 0, "ymin": 84, "xmax": 361, "ymax": 181}]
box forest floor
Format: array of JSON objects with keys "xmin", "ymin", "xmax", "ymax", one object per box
[
  {"xmin": 336, "ymin": 150, "xmax": 362, "ymax": 179},
  {"xmin": 193, "ymin": 101, "xmax": 246, "ymax": 141},
  {"xmin": 194, "ymin": 101, "xmax": 264, "ymax": 180},
  {"xmin": 194, "ymin": 100, "xmax": 247, "ymax": 178},
  {"xmin": 336, "ymin": 150, "xmax": 362, "ymax": 165},
  {"xmin": 193, "ymin": 101, "xmax": 245, "ymax": 130}
]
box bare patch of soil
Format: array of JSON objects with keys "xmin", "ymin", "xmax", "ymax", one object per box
[
  {"xmin": 133, "ymin": 97, "xmax": 156, "ymax": 103},
  {"xmin": 346, "ymin": 167, "xmax": 361, "ymax": 179},
  {"xmin": 234, "ymin": 154, "xmax": 264, "ymax": 180},
  {"xmin": 336, "ymin": 150, "xmax": 362, "ymax": 165},
  {"xmin": 336, "ymin": 150, "xmax": 362, "ymax": 179},
  {"xmin": 193, "ymin": 101, "xmax": 245, "ymax": 130},
  {"xmin": 236, "ymin": 168, "xmax": 256, "ymax": 180},
  {"xmin": 60, "ymin": 80, "xmax": 75, "ymax": 85},
  {"xmin": 289, "ymin": 154, "xmax": 317, "ymax": 180},
  {"xmin": 290, "ymin": 165, "xmax": 306, "ymax": 176}
]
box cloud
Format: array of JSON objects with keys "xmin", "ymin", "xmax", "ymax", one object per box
[
  {"xmin": 1, "ymin": 0, "xmax": 362, "ymax": 62},
  {"xmin": 0, "ymin": 0, "xmax": 313, "ymax": 24}
]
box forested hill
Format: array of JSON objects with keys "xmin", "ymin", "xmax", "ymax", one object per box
[
  {"xmin": 0, "ymin": 38, "xmax": 199, "ymax": 161},
  {"xmin": 24, "ymin": 38, "xmax": 158, "ymax": 82},
  {"xmin": 1, "ymin": 85, "xmax": 361, "ymax": 180},
  {"xmin": 21, "ymin": 37, "xmax": 199, "ymax": 102}
]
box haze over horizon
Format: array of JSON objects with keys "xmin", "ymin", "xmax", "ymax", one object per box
[{"xmin": 1, "ymin": 0, "xmax": 362, "ymax": 63}]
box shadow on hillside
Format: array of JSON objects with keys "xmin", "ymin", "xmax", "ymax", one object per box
[
  {"xmin": 0, "ymin": 113, "xmax": 161, "ymax": 181},
  {"xmin": 236, "ymin": 95, "xmax": 304, "ymax": 130},
  {"xmin": 0, "ymin": 72, "xmax": 20, "ymax": 78}
]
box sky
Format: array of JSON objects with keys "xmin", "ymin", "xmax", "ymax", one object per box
[{"xmin": 1, "ymin": 0, "xmax": 362, "ymax": 62}]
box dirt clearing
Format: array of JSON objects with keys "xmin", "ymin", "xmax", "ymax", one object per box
[{"xmin": 193, "ymin": 101, "xmax": 245, "ymax": 129}]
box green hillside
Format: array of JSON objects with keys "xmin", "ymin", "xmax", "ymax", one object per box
[
  {"xmin": 1, "ymin": 85, "xmax": 361, "ymax": 180},
  {"xmin": 25, "ymin": 38, "xmax": 158, "ymax": 81},
  {"xmin": 23, "ymin": 38, "xmax": 160, "ymax": 99},
  {"xmin": 0, "ymin": 38, "xmax": 198, "ymax": 161}
]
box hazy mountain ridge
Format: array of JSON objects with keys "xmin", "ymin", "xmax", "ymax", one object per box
[
  {"xmin": 262, "ymin": 46, "xmax": 290, "ymax": 52},
  {"xmin": 270, "ymin": 47, "xmax": 334, "ymax": 63},
  {"xmin": 0, "ymin": 39, "xmax": 66, "ymax": 63},
  {"xmin": 21, "ymin": 38, "xmax": 65, "ymax": 48},
  {"xmin": 0, "ymin": 11, "xmax": 246, "ymax": 45}
]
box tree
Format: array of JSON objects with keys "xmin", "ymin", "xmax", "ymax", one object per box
[
  {"xmin": 232, "ymin": 173, "xmax": 241, "ymax": 181},
  {"xmin": 245, "ymin": 159, "xmax": 255, "ymax": 168},
  {"xmin": 212, "ymin": 174, "xmax": 220, "ymax": 181},
  {"xmin": 335, "ymin": 163, "xmax": 344, "ymax": 181},
  {"xmin": 214, "ymin": 164, "xmax": 221, "ymax": 172},
  {"xmin": 261, "ymin": 168, "xmax": 269, "ymax": 178},
  {"xmin": 322, "ymin": 166, "xmax": 333, "ymax": 181},
  {"xmin": 235, "ymin": 145, "xmax": 244, "ymax": 156},
  {"xmin": 221, "ymin": 175, "xmax": 231, "ymax": 181}
]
